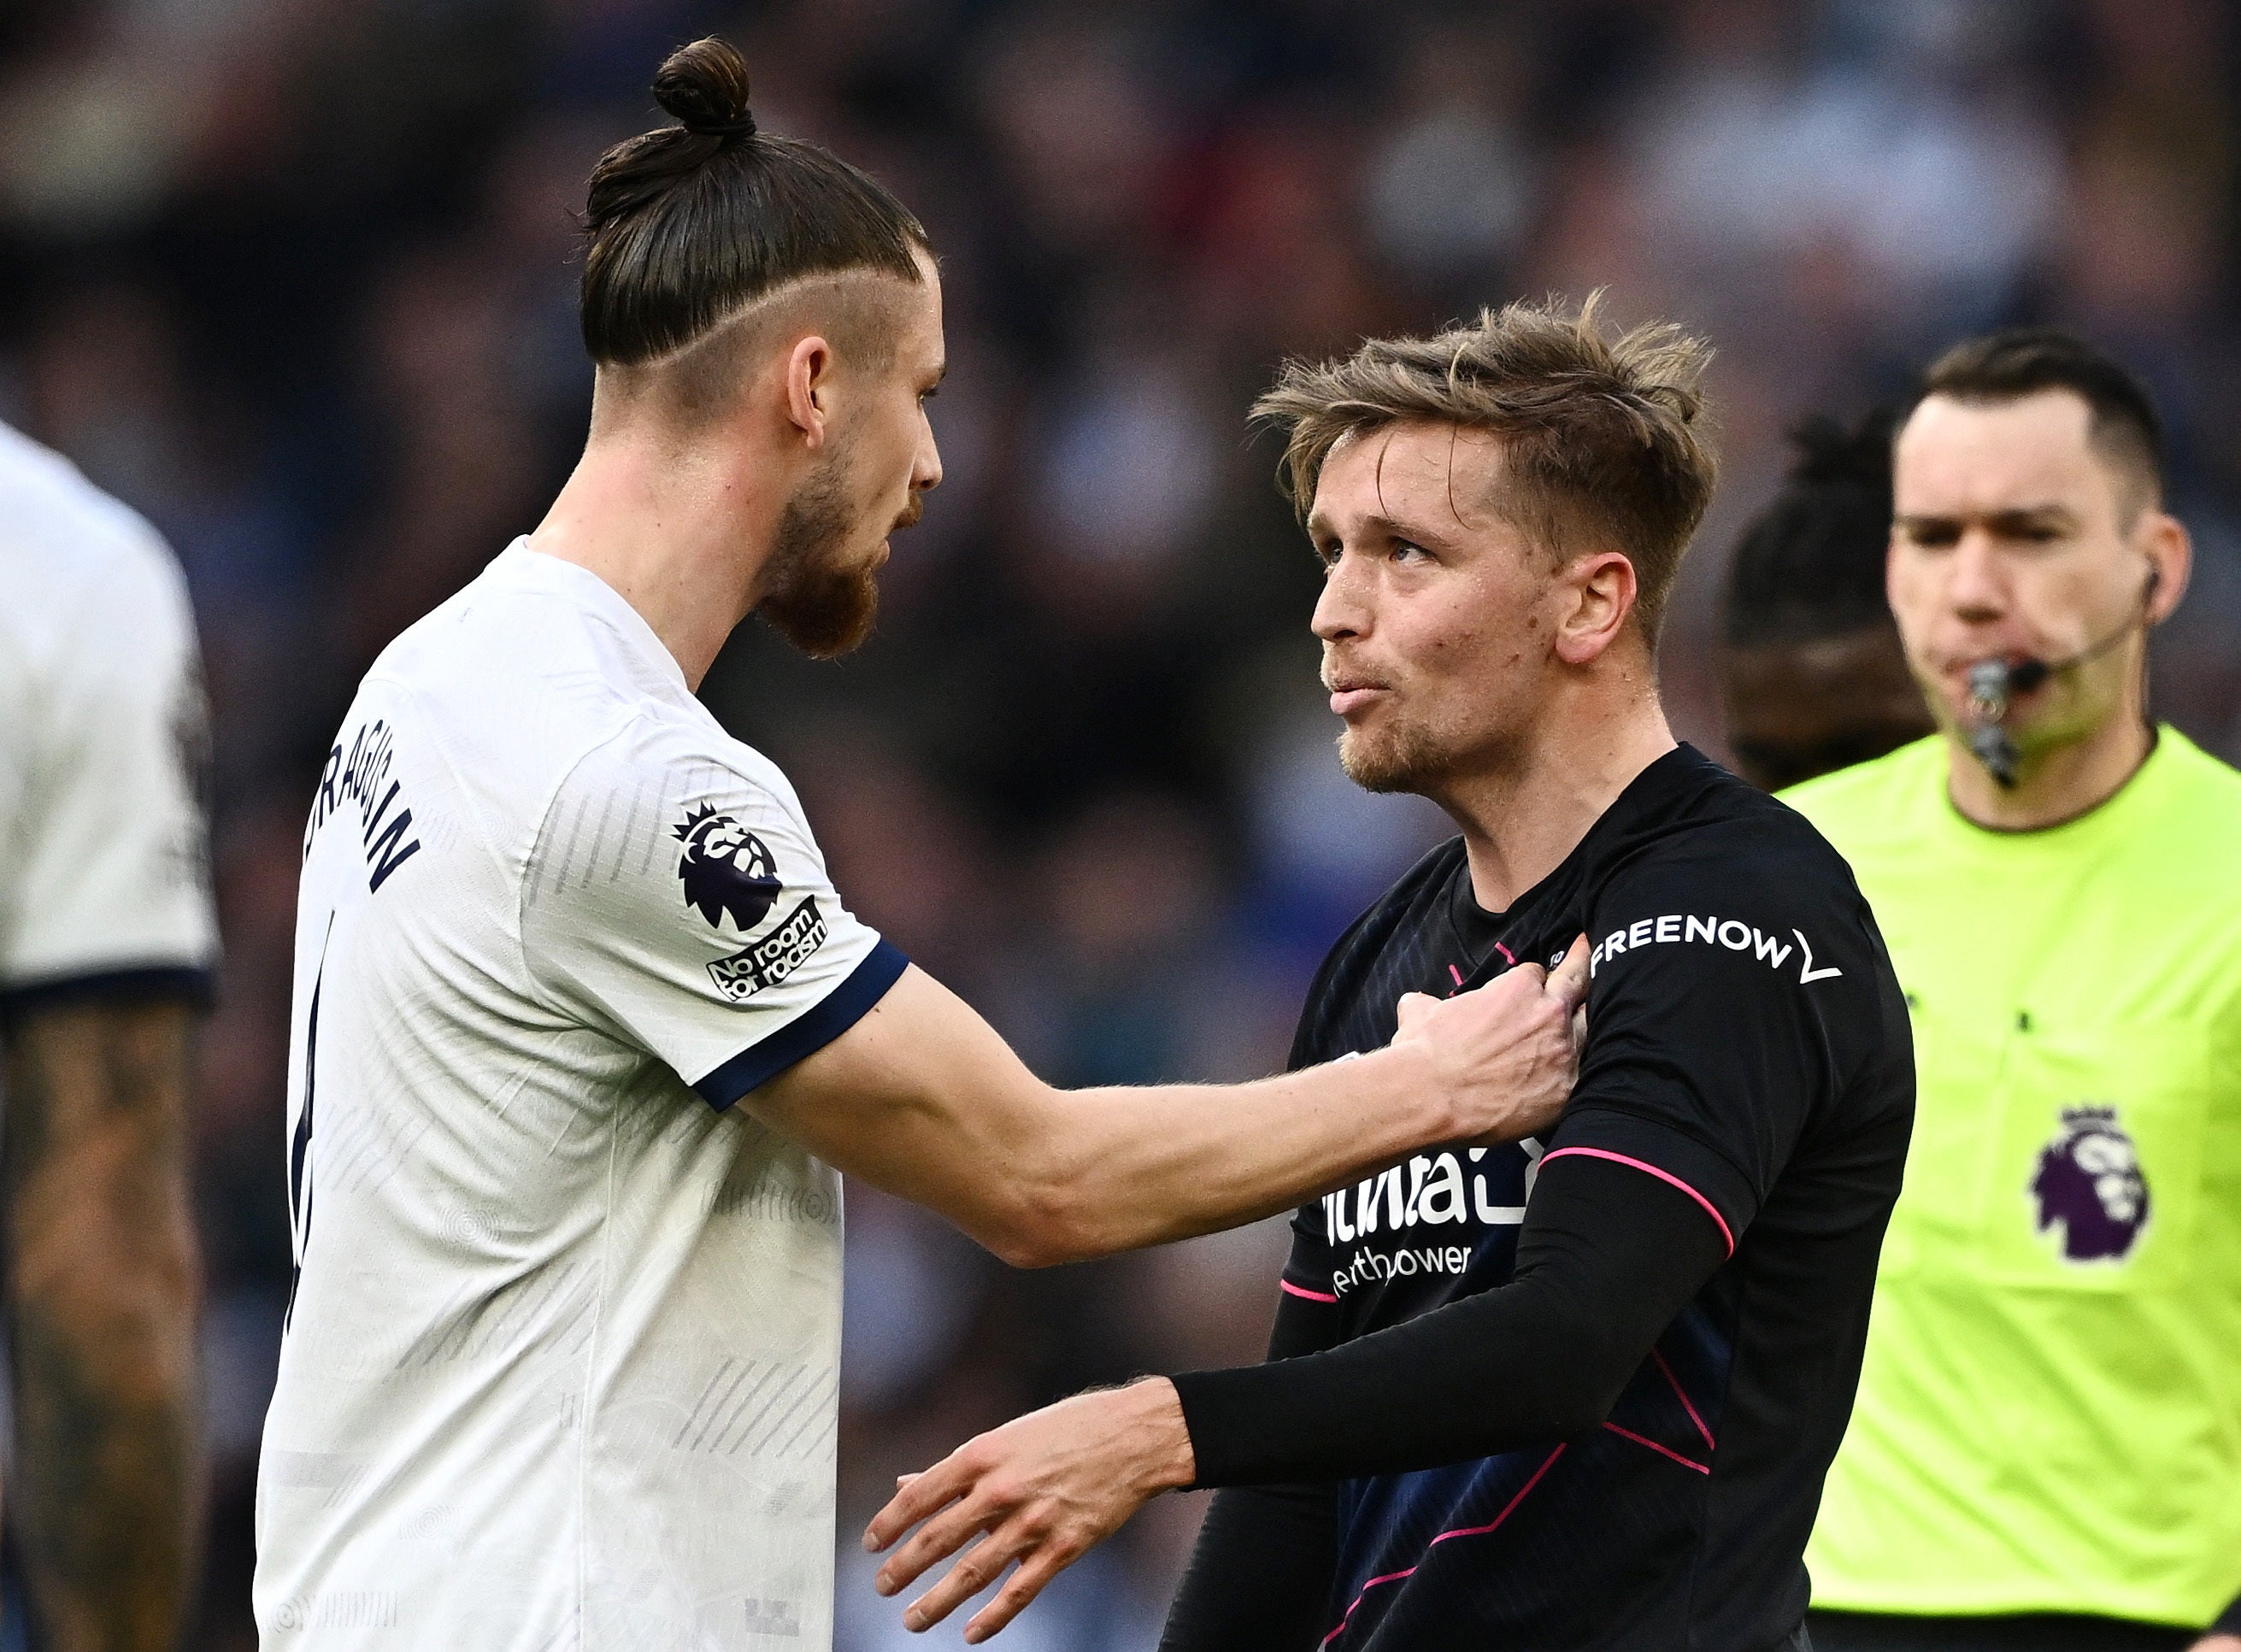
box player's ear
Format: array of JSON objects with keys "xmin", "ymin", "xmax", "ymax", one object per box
[
  {"xmin": 784, "ymin": 334, "xmax": 836, "ymax": 447},
  {"xmin": 1553, "ymin": 550, "xmax": 1638, "ymax": 666}
]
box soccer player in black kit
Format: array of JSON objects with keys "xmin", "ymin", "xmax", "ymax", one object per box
[{"xmin": 866, "ymin": 299, "xmax": 1915, "ymax": 1652}]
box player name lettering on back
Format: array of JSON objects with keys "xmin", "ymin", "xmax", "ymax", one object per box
[
  {"xmin": 303, "ymin": 718, "xmax": 423, "ymax": 893},
  {"xmin": 1590, "ymin": 914, "xmax": 1841, "ymax": 985}
]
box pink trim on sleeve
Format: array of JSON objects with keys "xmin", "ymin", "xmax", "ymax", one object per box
[
  {"xmin": 1280, "ymin": 1279, "xmax": 1339, "ymax": 1304},
  {"xmin": 1539, "ymin": 1147, "xmax": 1736, "ymax": 1257}
]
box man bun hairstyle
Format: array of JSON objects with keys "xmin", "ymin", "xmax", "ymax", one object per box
[
  {"xmin": 580, "ymin": 37, "xmax": 930, "ymax": 367},
  {"xmin": 1253, "ymin": 295, "xmax": 1717, "ymax": 643},
  {"xmin": 654, "ymin": 37, "xmax": 758, "ymax": 140},
  {"xmin": 1722, "ymin": 411, "xmax": 1897, "ymax": 649},
  {"xmin": 1913, "ymin": 327, "xmax": 2165, "ymax": 514}
]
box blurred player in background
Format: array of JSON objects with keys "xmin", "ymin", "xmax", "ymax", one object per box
[
  {"xmin": 0, "ymin": 419, "xmax": 215, "ymax": 1650},
  {"xmin": 867, "ymin": 300, "xmax": 1915, "ymax": 1652},
  {"xmin": 1718, "ymin": 412, "xmax": 1932, "ymax": 791},
  {"xmin": 1789, "ymin": 331, "xmax": 2241, "ymax": 1651},
  {"xmin": 253, "ymin": 39, "xmax": 1586, "ymax": 1649}
]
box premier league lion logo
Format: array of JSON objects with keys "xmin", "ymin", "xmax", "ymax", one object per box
[
  {"xmin": 673, "ymin": 803, "xmax": 784, "ymax": 932},
  {"xmin": 2031, "ymin": 1106, "xmax": 2150, "ymax": 1262}
]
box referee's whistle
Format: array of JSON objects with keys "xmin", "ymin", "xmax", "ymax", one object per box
[{"xmin": 1962, "ymin": 658, "xmax": 2044, "ymax": 790}]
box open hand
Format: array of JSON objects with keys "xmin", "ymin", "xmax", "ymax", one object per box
[
  {"xmin": 864, "ymin": 1379, "xmax": 1194, "ymax": 1643},
  {"xmin": 1391, "ymin": 932, "xmax": 1589, "ymax": 1144}
]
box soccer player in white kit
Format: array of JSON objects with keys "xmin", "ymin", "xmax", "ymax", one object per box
[
  {"xmin": 0, "ymin": 417, "xmax": 215, "ymax": 1650},
  {"xmin": 253, "ymin": 38, "xmax": 1590, "ymax": 1649}
]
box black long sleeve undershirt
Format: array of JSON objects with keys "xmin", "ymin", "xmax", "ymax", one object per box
[
  {"xmin": 1158, "ymin": 1272, "xmax": 1341, "ymax": 1652},
  {"xmin": 1160, "ymin": 1154, "xmax": 1730, "ymax": 1651},
  {"xmin": 1175, "ymin": 1153, "xmax": 1729, "ymax": 1485}
]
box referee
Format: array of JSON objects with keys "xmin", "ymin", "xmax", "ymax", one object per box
[{"xmin": 1789, "ymin": 332, "xmax": 2241, "ymax": 1650}]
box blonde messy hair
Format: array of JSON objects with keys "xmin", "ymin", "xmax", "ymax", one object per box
[{"xmin": 1253, "ymin": 294, "xmax": 1718, "ymax": 640}]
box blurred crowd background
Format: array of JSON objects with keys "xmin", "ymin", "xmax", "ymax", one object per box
[{"xmin": 3, "ymin": 0, "xmax": 2239, "ymax": 1644}]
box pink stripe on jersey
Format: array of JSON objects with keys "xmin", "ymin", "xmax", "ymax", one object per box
[
  {"xmin": 1601, "ymin": 1420, "xmax": 1710, "ymax": 1474},
  {"xmin": 1280, "ymin": 1279, "xmax": 1339, "ymax": 1304},
  {"xmin": 1653, "ymin": 1348, "xmax": 1716, "ymax": 1451},
  {"xmin": 1539, "ymin": 1147, "xmax": 1736, "ymax": 1257},
  {"xmin": 1317, "ymin": 1444, "xmax": 1568, "ymax": 1649}
]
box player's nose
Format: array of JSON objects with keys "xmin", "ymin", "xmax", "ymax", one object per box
[
  {"xmin": 1312, "ymin": 557, "xmax": 1370, "ymax": 641},
  {"xmin": 915, "ymin": 424, "xmax": 944, "ymax": 493}
]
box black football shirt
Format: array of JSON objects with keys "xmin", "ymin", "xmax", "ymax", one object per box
[{"xmin": 1173, "ymin": 744, "xmax": 1914, "ymax": 1652}]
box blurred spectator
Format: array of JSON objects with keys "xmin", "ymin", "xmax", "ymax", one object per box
[
  {"xmin": 1362, "ymin": 14, "xmax": 1542, "ymax": 305},
  {"xmin": 1, "ymin": 2, "xmax": 2238, "ymax": 1643},
  {"xmin": 1717, "ymin": 411, "xmax": 1932, "ymax": 791}
]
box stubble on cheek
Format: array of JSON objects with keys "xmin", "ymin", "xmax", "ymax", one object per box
[{"xmin": 1336, "ymin": 620, "xmax": 1529, "ymax": 794}]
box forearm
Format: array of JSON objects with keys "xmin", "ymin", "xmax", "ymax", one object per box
[
  {"xmin": 760, "ymin": 967, "xmax": 1491, "ymax": 1266},
  {"xmin": 1035, "ymin": 946, "xmax": 1585, "ymax": 1259},
  {"xmin": 763, "ymin": 952, "xmax": 1585, "ymax": 1266},
  {"xmin": 3, "ymin": 1002, "xmax": 205, "ymax": 1652},
  {"xmin": 1016, "ymin": 1052, "xmax": 1462, "ymax": 1261},
  {"xmin": 1173, "ymin": 1155, "xmax": 1726, "ymax": 1485},
  {"xmin": 1177, "ymin": 1275, "xmax": 1616, "ymax": 1484}
]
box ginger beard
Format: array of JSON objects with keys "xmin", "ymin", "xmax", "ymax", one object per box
[
  {"xmin": 1337, "ymin": 707, "xmax": 1473, "ymax": 795},
  {"xmin": 759, "ymin": 441, "xmax": 890, "ymax": 659}
]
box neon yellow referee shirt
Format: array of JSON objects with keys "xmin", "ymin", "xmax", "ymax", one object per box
[{"xmin": 1785, "ymin": 728, "xmax": 2241, "ymax": 1626}]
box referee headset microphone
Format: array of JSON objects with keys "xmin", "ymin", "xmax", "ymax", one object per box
[{"xmin": 1963, "ymin": 559, "xmax": 2162, "ymax": 788}]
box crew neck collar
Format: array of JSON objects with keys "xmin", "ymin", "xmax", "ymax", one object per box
[
  {"xmin": 1938, "ymin": 723, "xmax": 2164, "ymax": 842},
  {"xmin": 497, "ymin": 538, "xmax": 693, "ymax": 700}
]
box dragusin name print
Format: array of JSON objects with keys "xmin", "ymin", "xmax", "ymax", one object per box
[{"xmin": 303, "ymin": 718, "xmax": 422, "ymax": 892}]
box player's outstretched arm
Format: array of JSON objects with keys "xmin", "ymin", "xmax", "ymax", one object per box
[
  {"xmin": 749, "ymin": 938, "xmax": 1587, "ymax": 1268},
  {"xmin": 862, "ymin": 1152, "xmax": 1725, "ymax": 1643}
]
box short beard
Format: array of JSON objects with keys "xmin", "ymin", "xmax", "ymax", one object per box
[
  {"xmin": 760, "ymin": 452, "xmax": 879, "ymax": 659},
  {"xmin": 1336, "ymin": 721, "xmax": 1457, "ymax": 795}
]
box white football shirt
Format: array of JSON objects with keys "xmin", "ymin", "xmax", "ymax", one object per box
[
  {"xmin": 254, "ymin": 541, "xmax": 905, "ymax": 1649},
  {"xmin": 0, "ymin": 420, "xmax": 216, "ymax": 1006}
]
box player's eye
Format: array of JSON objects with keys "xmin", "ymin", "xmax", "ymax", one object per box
[{"xmin": 1391, "ymin": 540, "xmax": 1432, "ymax": 564}]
